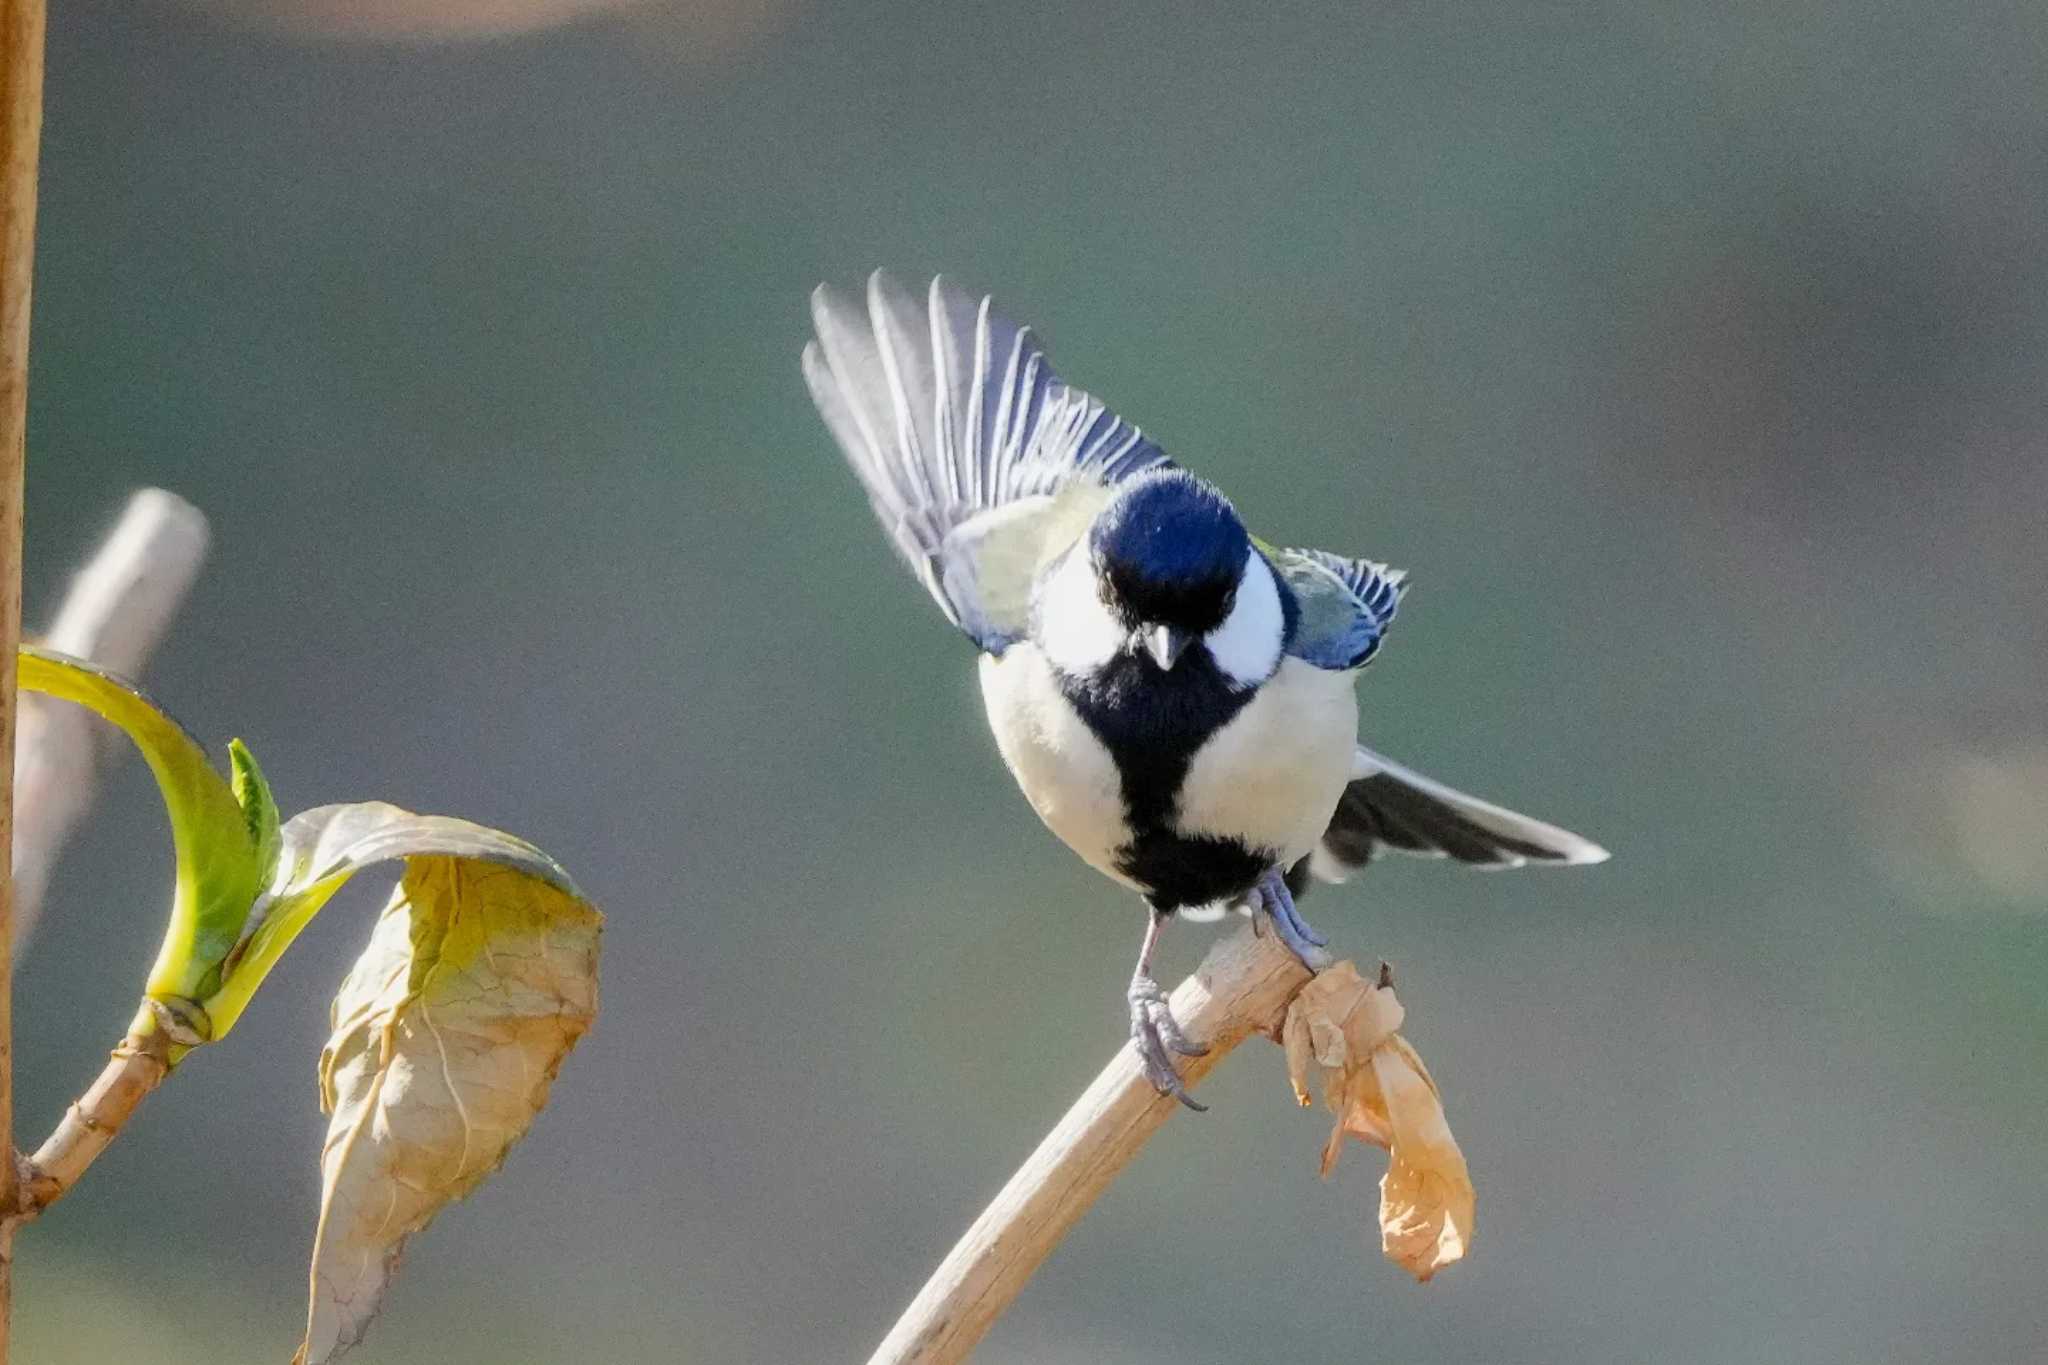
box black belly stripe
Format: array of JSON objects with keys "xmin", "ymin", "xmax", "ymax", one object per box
[{"xmin": 1056, "ymin": 649, "xmax": 1272, "ymax": 911}]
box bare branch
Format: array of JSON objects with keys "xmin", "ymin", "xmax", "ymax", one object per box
[
  {"xmin": 12, "ymin": 489, "xmax": 209, "ymax": 946},
  {"xmin": 867, "ymin": 922, "xmax": 1312, "ymax": 1365},
  {"xmin": 12, "ymin": 1028, "xmax": 169, "ymax": 1220}
]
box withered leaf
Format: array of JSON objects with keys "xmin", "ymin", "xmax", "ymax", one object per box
[
  {"xmin": 1283, "ymin": 961, "xmax": 1475, "ymax": 1282},
  {"xmin": 296, "ymin": 853, "xmax": 601, "ymax": 1364}
]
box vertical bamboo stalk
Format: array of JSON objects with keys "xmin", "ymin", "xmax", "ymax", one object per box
[{"xmin": 0, "ymin": 0, "xmax": 44, "ymax": 1354}]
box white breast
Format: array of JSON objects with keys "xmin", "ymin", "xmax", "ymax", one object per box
[
  {"xmin": 977, "ymin": 644, "xmax": 1142, "ymax": 890},
  {"xmin": 1174, "ymin": 656, "xmax": 1359, "ymax": 863}
]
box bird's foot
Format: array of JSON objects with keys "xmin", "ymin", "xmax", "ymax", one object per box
[
  {"xmin": 1128, "ymin": 973, "xmax": 1209, "ymax": 1112},
  {"xmin": 1248, "ymin": 867, "xmax": 1334, "ymax": 972}
]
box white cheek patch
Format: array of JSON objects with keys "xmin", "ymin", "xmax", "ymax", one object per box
[
  {"xmin": 1034, "ymin": 548, "xmax": 1126, "ymax": 674},
  {"xmin": 1205, "ymin": 550, "xmax": 1284, "ymax": 686}
]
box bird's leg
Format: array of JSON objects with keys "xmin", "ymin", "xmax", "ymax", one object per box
[
  {"xmin": 1127, "ymin": 909, "xmax": 1209, "ymax": 1112},
  {"xmin": 1248, "ymin": 865, "xmax": 1334, "ymax": 973}
]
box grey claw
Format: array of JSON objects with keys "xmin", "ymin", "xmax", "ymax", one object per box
[
  {"xmin": 1256, "ymin": 875, "xmax": 1333, "ymax": 971},
  {"xmin": 1278, "ymin": 894, "xmax": 1328, "ymax": 948},
  {"xmin": 1128, "ymin": 976, "xmax": 1209, "ymax": 1112},
  {"xmin": 1265, "ymin": 908, "xmax": 1334, "ymax": 972}
]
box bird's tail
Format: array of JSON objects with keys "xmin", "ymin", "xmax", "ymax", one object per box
[{"xmin": 1290, "ymin": 745, "xmax": 1609, "ymax": 894}]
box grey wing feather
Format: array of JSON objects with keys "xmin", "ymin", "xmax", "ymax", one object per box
[
  {"xmin": 803, "ymin": 271, "xmax": 1174, "ymax": 651},
  {"xmin": 1271, "ymin": 547, "xmax": 1408, "ymax": 670},
  {"xmin": 1294, "ymin": 746, "xmax": 1610, "ymax": 890}
]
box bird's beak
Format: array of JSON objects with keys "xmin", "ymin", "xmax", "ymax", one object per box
[{"xmin": 1142, "ymin": 624, "xmax": 1193, "ymax": 671}]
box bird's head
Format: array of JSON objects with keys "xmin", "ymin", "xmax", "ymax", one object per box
[{"xmin": 1035, "ymin": 470, "xmax": 1288, "ymax": 684}]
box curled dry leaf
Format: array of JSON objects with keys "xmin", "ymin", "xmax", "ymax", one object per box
[
  {"xmin": 296, "ymin": 853, "xmax": 601, "ymax": 1364},
  {"xmin": 1282, "ymin": 961, "xmax": 1475, "ymax": 1282}
]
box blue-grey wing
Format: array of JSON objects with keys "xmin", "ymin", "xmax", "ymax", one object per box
[
  {"xmin": 802, "ymin": 272, "xmax": 1175, "ymax": 653},
  {"xmin": 1270, "ymin": 546, "xmax": 1407, "ymax": 670}
]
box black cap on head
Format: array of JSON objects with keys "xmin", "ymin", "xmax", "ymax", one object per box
[{"xmin": 1090, "ymin": 471, "xmax": 1249, "ymax": 633}]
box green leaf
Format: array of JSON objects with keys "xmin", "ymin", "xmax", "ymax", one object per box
[
  {"xmin": 288, "ymin": 829, "xmax": 601, "ymax": 1364},
  {"xmin": 230, "ymin": 738, "xmax": 283, "ymax": 895},
  {"xmin": 17, "ymin": 648, "xmax": 262, "ymax": 1016}
]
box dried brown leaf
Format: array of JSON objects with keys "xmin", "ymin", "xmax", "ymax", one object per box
[
  {"xmin": 1282, "ymin": 961, "xmax": 1475, "ymax": 1281},
  {"xmin": 295, "ymin": 854, "xmax": 601, "ymax": 1364}
]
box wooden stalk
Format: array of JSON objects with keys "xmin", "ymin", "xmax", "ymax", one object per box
[
  {"xmin": 14, "ymin": 1030, "xmax": 170, "ymax": 1218},
  {"xmin": 0, "ymin": 0, "xmax": 44, "ymax": 1353},
  {"xmin": 866, "ymin": 922, "xmax": 1313, "ymax": 1365}
]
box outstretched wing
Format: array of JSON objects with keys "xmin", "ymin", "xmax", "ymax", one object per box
[
  {"xmin": 1268, "ymin": 546, "xmax": 1407, "ymax": 671},
  {"xmin": 803, "ymin": 272, "xmax": 1175, "ymax": 653},
  {"xmin": 1293, "ymin": 746, "xmax": 1610, "ymax": 890}
]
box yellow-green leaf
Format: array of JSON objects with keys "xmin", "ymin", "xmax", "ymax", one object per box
[
  {"xmin": 17, "ymin": 647, "xmax": 260, "ymax": 1011},
  {"xmin": 295, "ymin": 852, "xmax": 601, "ymax": 1365}
]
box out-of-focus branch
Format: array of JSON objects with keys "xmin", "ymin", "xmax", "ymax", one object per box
[
  {"xmin": 866, "ymin": 922, "xmax": 1313, "ymax": 1365},
  {"xmin": 12, "ymin": 489, "xmax": 209, "ymax": 947},
  {"xmin": 0, "ymin": 492, "xmax": 205, "ymax": 1237},
  {"xmin": 0, "ymin": 493, "xmax": 205, "ymax": 1230}
]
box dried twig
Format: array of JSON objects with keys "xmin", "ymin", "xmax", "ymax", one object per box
[
  {"xmin": 867, "ymin": 922, "xmax": 1313, "ymax": 1365},
  {"xmin": 0, "ymin": 0, "xmax": 44, "ymax": 1352},
  {"xmin": 12, "ymin": 489, "xmax": 210, "ymax": 945},
  {"xmin": 13, "ymin": 1029, "xmax": 168, "ymax": 1219}
]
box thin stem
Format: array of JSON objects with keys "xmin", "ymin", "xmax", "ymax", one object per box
[
  {"xmin": 866, "ymin": 921, "xmax": 1313, "ymax": 1365},
  {"xmin": 14, "ymin": 1029, "xmax": 170, "ymax": 1218},
  {"xmin": 0, "ymin": 0, "xmax": 44, "ymax": 1353}
]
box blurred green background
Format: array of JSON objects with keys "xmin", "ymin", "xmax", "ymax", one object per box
[{"xmin": 14, "ymin": 1, "xmax": 2048, "ymax": 1361}]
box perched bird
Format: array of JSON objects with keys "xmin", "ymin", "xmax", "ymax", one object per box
[{"xmin": 803, "ymin": 272, "xmax": 1607, "ymax": 1109}]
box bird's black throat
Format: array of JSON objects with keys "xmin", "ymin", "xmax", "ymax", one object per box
[{"xmin": 1055, "ymin": 648, "xmax": 1271, "ymax": 912}]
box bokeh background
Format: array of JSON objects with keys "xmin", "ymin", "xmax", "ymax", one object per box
[{"xmin": 14, "ymin": 1, "xmax": 2048, "ymax": 1361}]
